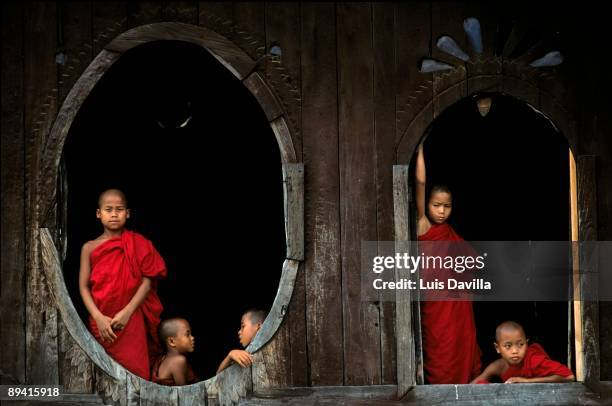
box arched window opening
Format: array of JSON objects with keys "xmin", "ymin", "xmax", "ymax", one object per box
[{"xmin": 410, "ymin": 93, "xmax": 571, "ymax": 379}]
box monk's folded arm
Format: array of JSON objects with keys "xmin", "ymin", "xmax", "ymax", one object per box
[
  {"xmin": 123, "ymin": 276, "xmax": 152, "ymax": 315},
  {"xmin": 79, "ymin": 243, "xmax": 105, "ymax": 320}
]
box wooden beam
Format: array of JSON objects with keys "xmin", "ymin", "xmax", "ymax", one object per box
[
  {"xmin": 576, "ymin": 155, "xmax": 600, "ymax": 390},
  {"xmin": 393, "ymin": 165, "xmax": 417, "ymax": 396},
  {"xmin": 301, "ymin": 2, "xmax": 342, "ymax": 387},
  {"xmin": 282, "ymin": 164, "xmax": 304, "ymax": 261},
  {"xmin": 569, "ymin": 150, "xmax": 584, "ymax": 381}
]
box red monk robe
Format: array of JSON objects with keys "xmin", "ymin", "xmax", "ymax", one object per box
[
  {"xmin": 419, "ymin": 222, "xmax": 481, "ymax": 384},
  {"xmin": 89, "ymin": 230, "xmax": 167, "ymax": 380},
  {"xmin": 501, "ymin": 343, "xmax": 573, "ymax": 382}
]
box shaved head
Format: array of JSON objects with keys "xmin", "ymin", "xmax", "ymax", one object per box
[
  {"xmin": 244, "ymin": 309, "xmax": 267, "ymax": 325},
  {"xmin": 495, "ymin": 321, "xmax": 525, "ymax": 342},
  {"xmin": 158, "ymin": 318, "xmax": 187, "ymax": 348},
  {"xmin": 98, "ymin": 189, "xmax": 127, "ymax": 208}
]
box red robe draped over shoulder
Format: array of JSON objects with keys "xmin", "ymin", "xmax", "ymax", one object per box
[
  {"xmin": 89, "ymin": 230, "xmax": 167, "ymax": 380},
  {"xmin": 419, "ymin": 223, "xmax": 481, "ymax": 384},
  {"xmin": 501, "ymin": 343, "xmax": 573, "ymax": 381}
]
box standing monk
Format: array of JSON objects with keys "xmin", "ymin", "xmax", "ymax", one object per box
[
  {"xmin": 79, "ymin": 189, "xmax": 167, "ymax": 380},
  {"xmin": 415, "ymin": 144, "xmax": 481, "ymax": 384}
]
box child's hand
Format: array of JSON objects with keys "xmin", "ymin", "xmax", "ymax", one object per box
[
  {"xmin": 95, "ymin": 315, "xmax": 117, "ymax": 343},
  {"xmin": 229, "ymin": 350, "xmax": 254, "ymax": 368},
  {"xmin": 110, "ymin": 308, "xmax": 132, "ymax": 332},
  {"xmin": 505, "ymin": 377, "xmax": 529, "ymax": 384}
]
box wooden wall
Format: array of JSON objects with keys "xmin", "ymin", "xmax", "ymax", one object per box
[{"xmin": 1, "ymin": 1, "xmax": 612, "ymax": 391}]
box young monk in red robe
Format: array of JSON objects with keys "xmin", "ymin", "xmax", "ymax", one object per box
[
  {"xmin": 153, "ymin": 318, "xmax": 197, "ymax": 386},
  {"xmin": 79, "ymin": 189, "xmax": 167, "ymax": 380},
  {"xmin": 471, "ymin": 321, "xmax": 574, "ymax": 383},
  {"xmin": 416, "ymin": 144, "xmax": 481, "ymax": 384}
]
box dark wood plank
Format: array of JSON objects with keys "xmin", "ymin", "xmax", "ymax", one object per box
[
  {"xmin": 161, "ymin": 1, "xmax": 198, "ymax": 24},
  {"xmin": 127, "ymin": 1, "xmax": 162, "ymax": 28},
  {"xmin": 337, "ymin": 2, "xmax": 380, "ymax": 385},
  {"xmin": 577, "ymin": 155, "xmax": 600, "ymax": 390},
  {"xmin": 24, "ymin": 1, "xmax": 59, "ymax": 385},
  {"xmin": 198, "ymin": 2, "xmax": 234, "ymax": 39},
  {"xmin": 233, "ymin": 2, "xmax": 265, "ymax": 60},
  {"xmin": 264, "ymin": 2, "xmax": 302, "ymax": 159},
  {"xmin": 58, "ymin": 2, "xmax": 93, "ymax": 103},
  {"xmin": 93, "ymin": 2, "xmax": 127, "ymax": 56},
  {"xmin": 394, "ymin": 2, "xmax": 432, "ymax": 158},
  {"xmin": 287, "ymin": 262, "xmax": 308, "ymax": 386},
  {"xmin": 301, "ymin": 2, "xmax": 342, "ymax": 387},
  {"xmin": 393, "ymin": 166, "xmax": 416, "ymax": 395},
  {"xmin": 432, "ymin": 1, "xmax": 467, "ymax": 118},
  {"xmin": 373, "ymin": 2, "xmax": 397, "ymax": 386},
  {"xmin": 394, "ymin": 3, "xmax": 432, "ymax": 385},
  {"xmin": 0, "ymin": 1, "xmax": 26, "ymax": 386}
]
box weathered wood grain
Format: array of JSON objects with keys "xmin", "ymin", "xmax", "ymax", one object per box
[
  {"xmin": 24, "ymin": 2, "xmax": 59, "ymax": 385},
  {"xmin": 337, "ymin": 2, "xmax": 381, "ymax": 386},
  {"xmin": 393, "ymin": 166, "xmax": 417, "ymax": 396},
  {"xmin": 300, "ymin": 2, "xmax": 342, "ymax": 386},
  {"xmin": 282, "ymin": 164, "xmax": 304, "ymax": 261},
  {"xmin": 577, "ymin": 156, "xmax": 600, "ymax": 391},
  {"xmin": 374, "ymin": 2, "xmax": 398, "ymax": 385}
]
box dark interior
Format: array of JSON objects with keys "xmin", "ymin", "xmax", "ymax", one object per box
[
  {"xmin": 412, "ymin": 94, "xmax": 572, "ymax": 376},
  {"xmin": 62, "ymin": 40, "xmax": 285, "ymax": 380}
]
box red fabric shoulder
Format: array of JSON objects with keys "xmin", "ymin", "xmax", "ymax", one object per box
[
  {"xmin": 122, "ymin": 230, "xmax": 167, "ymax": 280},
  {"xmin": 526, "ymin": 343, "xmax": 574, "ymax": 378}
]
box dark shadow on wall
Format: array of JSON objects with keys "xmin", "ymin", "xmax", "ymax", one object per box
[
  {"xmin": 62, "ymin": 40, "xmax": 285, "ymax": 380},
  {"xmin": 413, "ymin": 94, "xmax": 571, "ymax": 373}
]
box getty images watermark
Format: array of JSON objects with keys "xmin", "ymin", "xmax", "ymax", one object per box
[{"xmin": 361, "ymin": 241, "xmax": 612, "ymax": 302}]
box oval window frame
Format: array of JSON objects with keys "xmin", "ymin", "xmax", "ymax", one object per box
[{"xmin": 38, "ymin": 22, "xmax": 303, "ymax": 404}]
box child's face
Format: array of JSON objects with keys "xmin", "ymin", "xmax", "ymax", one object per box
[
  {"xmin": 427, "ymin": 192, "xmax": 452, "ymax": 224},
  {"xmin": 96, "ymin": 194, "xmax": 129, "ymax": 231},
  {"xmin": 495, "ymin": 328, "xmax": 528, "ymax": 366},
  {"xmin": 238, "ymin": 313, "xmax": 261, "ymax": 348},
  {"xmin": 170, "ymin": 320, "xmax": 195, "ymax": 354}
]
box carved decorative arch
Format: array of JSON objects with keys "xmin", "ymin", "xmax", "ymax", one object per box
[
  {"xmin": 395, "ymin": 55, "xmax": 577, "ymax": 164},
  {"xmin": 37, "ymin": 22, "xmax": 303, "ymax": 405}
]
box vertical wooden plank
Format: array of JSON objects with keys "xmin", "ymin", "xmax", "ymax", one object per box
[
  {"xmin": 373, "ymin": 2, "xmax": 397, "ymax": 386},
  {"xmin": 161, "ymin": 1, "xmax": 198, "ymax": 24},
  {"xmin": 337, "ymin": 2, "xmax": 380, "ymax": 385},
  {"xmin": 127, "ymin": 1, "xmax": 162, "ymax": 28},
  {"xmin": 394, "ymin": 3, "xmax": 431, "ymax": 384},
  {"xmin": 1, "ymin": 1, "xmax": 26, "ymax": 385},
  {"xmin": 576, "ymin": 155, "xmax": 600, "ymax": 389},
  {"xmin": 432, "ymin": 1, "xmax": 467, "ymax": 118},
  {"xmin": 198, "ymin": 2, "xmax": 234, "ymax": 39},
  {"xmin": 265, "ymin": 2, "xmax": 302, "ymax": 159},
  {"xmin": 58, "ymin": 2, "xmax": 93, "ymax": 103},
  {"xmin": 394, "ymin": 2, "xmax": 432, "ymax": 162},
  {"xmin": 24, "ymin": 1, "xmax": 59, "ymax": 385},
  {"xmin": 301, "ymin": 2, "xmax": 342, "ymax": 387},
  {"xmin": 393, "ymin": 166, "xmax": 416, "ymax": 396},
  {"xmin": 569, "ymin": 150, "xmax": 584, "ymax": 381},
  {"xmin": 233, "ymin": 2, "xmax": 265, "ymax": 60},
  {"xmin": 93, "ymin": 2, "xmax": 127, "ymax": 56}
]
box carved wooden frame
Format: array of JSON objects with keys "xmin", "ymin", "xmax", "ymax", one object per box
[{"xmin": 37, "ymin": 22, "xmax": 303, "ymax": 405}]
